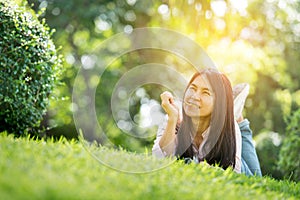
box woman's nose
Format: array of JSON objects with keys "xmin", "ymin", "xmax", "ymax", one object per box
[{"xmin": 191, "ymin": 92, "xmax": 202, "ymax": 100}]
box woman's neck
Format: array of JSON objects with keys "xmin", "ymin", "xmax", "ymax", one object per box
[
  {"xmin": 190, "ymin": 116, "xmax": 210, "ymax": 150},
  {"xmin": 191, "ymin": 116, "xmax": 210, "ymax": 136}
]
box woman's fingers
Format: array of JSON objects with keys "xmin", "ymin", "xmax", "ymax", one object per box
[
  {"xmin": 160, "ymin": 91, "xmax": 174, "ymax": 109},
  {"xmin": 160, "ymin": 91, "xmax": 174, "ymax": 103},
  {"xmin": 160, "ymin": 91, "xmax": 179, "ymax": 119}
]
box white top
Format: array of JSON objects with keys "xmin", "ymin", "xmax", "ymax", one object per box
[{"xmin": 152, "ymin": 117, "xmax": 242, "ymax": 173}]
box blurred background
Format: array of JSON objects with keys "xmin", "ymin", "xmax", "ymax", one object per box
[{"xmin": 21, "ymin": 0, "xmax": 300, "ymax": 180}]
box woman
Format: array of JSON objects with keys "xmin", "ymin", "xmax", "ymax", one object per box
[{"xmin": 152, "ymin": 68, "xmax": 262, "ymax": 175}]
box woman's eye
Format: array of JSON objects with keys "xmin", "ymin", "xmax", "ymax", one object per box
[
  {"xmin": 189, "ymin": 86, "xmax": 196, "ymax": 91},
  {"xmin": 203, "ymin": 91, "xmax": 211, "ymax": 96}
]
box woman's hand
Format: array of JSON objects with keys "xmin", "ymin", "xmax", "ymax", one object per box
[
  {"xmin": 158, "ymin": 91, "xmax": 180, "ymax": 156},
  {"xmin": 160, "ymin": 91, "xmax": 180, "ymax": 123}
]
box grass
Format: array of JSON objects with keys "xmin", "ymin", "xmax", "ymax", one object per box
[{"xmin": 0, "ymin": 133, "xmax": 299, "ymax": 200}]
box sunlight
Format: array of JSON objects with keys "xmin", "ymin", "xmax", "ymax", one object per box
[
  {"xmin": 229, "ymin": 0, "xmax": 248, "ymax": 13},
  {"xmin": 211, "ymin": 0, "xmax": 227, "ymax": 17},
  {"xmin": 140, "ymin": 99, "xmax": 164, "ymax": 128},
  {"xmin": 214, "ymin": 18, "xmax": 226, "ymax": 30},
  {"xmin": 158, "ymin": 4, "xmax": 169, "ymax": 15}
]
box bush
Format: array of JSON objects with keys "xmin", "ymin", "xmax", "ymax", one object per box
[
  {"xmin": 278, "ymin": 109, "xmax": 300, "ymax": 182},
  {"xmin": 0, "ymin": 0, "xmax": 61, "ymax": 135},
  {"xmin": 255, "ymin": 131, "xmax": 283, "ymax": 179}
]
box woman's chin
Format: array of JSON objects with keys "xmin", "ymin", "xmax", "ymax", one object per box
[{"xmin": 184, "ymin": 106, "xmax": 200, "ymax": 117}]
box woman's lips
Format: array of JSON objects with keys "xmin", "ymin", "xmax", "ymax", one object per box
[{"xmin": 184, "ymin": 101, "xmax": 200, "ymax": 108}]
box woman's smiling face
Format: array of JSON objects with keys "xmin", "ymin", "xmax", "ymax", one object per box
[{"xmin": 183, "ymin": 74, "xmax": 214, "ymax": 119}]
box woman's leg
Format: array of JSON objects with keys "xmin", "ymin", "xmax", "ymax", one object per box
[
  {"xmin": 239, "ymin": 119, "xmax": 262, "ymax": 176},
  {"xmin": 241, "ymin": 158, "xmax": 253, "ymax": 176}
]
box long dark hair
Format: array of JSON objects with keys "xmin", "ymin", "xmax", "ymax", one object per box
[{"xmin": 175, "ymin": 68, "xmax": 236, "ymax": 170}]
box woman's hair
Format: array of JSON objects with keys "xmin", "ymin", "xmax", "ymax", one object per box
[{"xmin": 175, "ymin": 68, "xmax": 236, "ymax": 170}]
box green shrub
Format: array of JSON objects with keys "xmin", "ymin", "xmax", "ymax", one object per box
[
  {"xmin": 0, "ymin": 0, "xmax": 61, "ymax": 135},
  {"xmin": 255, "ymin": 131, "xmax": 283, "ymax": 179},
  {"xmin": 278, "ymin": 109, "xmax": 300, "ymax": 182}
]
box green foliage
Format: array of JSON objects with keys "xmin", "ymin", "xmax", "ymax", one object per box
[
  {"xmin": 0, "ymin": 133, "xmax": 299, "ymax": 199},
  {"xmin": 278, "ymin": 109, "xmax": 300, "ymax": 182},
  {"xmin": 0, "ymin": 0, "xmax": 61, "ymax": 135},
  {"xmin": 24, "ymin": 0, "xmax": 300, "ymax": 179},
  {"xmin": 255, "ymin": 132, "xmax": 283, "ymax": 179}
]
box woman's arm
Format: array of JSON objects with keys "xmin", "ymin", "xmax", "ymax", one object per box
[
  {"xmin": 159, "ymin": 117, "xmax": 178, "ymax": 156},
  {"xmin": 152, "ymin": 117, "xmax": 177, "ymax": 157},
  {"xmin": 152, "ymin": 91, "xmax": 180, "ymax": 158}
]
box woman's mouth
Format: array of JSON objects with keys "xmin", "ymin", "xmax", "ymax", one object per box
[{"xmin": 184, "ymin": 101, "xmax": 200, "ymax": 108}]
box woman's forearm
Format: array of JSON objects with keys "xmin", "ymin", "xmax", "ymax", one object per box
[{"xmin": 158, "ymin": 117, "xmax": 178, "ymax": 156}]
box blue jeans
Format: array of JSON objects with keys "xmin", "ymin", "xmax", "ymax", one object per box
[{"xmin": 239, "ymin": 119, "xmax": 262, "ymax": 176}]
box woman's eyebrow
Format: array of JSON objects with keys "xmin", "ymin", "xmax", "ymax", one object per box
[
  {"xmin": 190, "ymin": 84, "xmax": 211, "ymax": 91},
  {"xmin": 202, "ymin": 87, "xmax": 212, "ymax": 92},
  {"xmin": 190, "ymin": 83, "xmax": 198, "ymax": 88}
]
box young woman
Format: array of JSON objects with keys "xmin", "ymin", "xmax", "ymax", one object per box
[{"xmin": 152, "ymin": 68, "xmax": 262, "ymax": 176}]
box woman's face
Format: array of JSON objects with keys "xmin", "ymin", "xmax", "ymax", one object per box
[{"xmin": 183, "ymin": 74, "xmax": 214, "ymax": 118}]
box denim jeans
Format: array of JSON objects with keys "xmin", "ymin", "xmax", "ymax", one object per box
[{"xmin": 239, "ymin": 119, "xmax": 262, "ymax": 176}]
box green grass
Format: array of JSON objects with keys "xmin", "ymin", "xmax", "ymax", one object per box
[{"xmin": 0, "ymin": 133, "xmax": 299, "ymax": 200}]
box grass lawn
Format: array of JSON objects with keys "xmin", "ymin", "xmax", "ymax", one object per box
[{"xmin": 0, "ymin": 133, "xmax": 299, "ymax": 200}]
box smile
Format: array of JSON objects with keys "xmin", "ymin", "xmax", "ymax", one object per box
[{"xmin": 184, "ymin": 101, "xmax": 200, "ymax": 108}]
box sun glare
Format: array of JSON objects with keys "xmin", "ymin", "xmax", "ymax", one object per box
[
  {"xmin": 211, "ymin": 1, "xmax": 227, "ymax": 17},
  {"xmin": 229, "ymin": 0, "xmax": 248, "ymax": 13}
]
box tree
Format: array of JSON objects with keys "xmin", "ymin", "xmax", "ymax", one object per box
[{"xmin": 0, "ymin": 0, "xmax": 61, "ymax": 135}]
